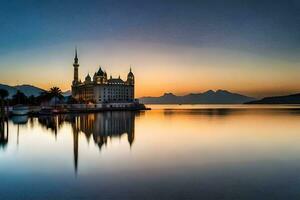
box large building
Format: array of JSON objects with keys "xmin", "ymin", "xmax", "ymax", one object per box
[{"xmin": 71, "ymin": 49, "xmax": 135, "ymax": 103}]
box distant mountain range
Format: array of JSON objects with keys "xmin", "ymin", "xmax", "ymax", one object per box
[
  {"xmin": 2, "ymin": 83, "xmax": 298, "ymax": 104},
  {"xmin": 0, "ymin": 84, "xmax": 45, "ymax": 98},
  {"xmin": 246, "ymin": 93, "xmax": 300, "ymax": 104},
  {"xmin": 139, "ymin": 90, "xmax": 256, "ymax": 104},
  {"xmin": 0, "ymin": 84, "xmax": 72, "ymax": 98}
]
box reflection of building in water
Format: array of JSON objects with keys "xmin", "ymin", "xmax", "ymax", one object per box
[
  {"xmin": 74, "ymin": 112, "xmax": 135, "ymax": 150},
  {"xmin": 69, "ymin": 112, "xmax": 135, "ymax": 173},
  {"xmin": 38, "ymin": 115, "xmax": 67, "ymax": 137},
  {"xmin": 0, "ymin": 120, "xmax": 8, "ymax": 149},
  {"xmin": 72, "ymin": 120, "xmax": 79, "ymax": 173},
  {"xmin": 37, "ymin": 112, "xmax": 136, "ymax": 173},
  {"xmin": 70, "ymin": 112, "xmax": 135, "ymax": 173}
]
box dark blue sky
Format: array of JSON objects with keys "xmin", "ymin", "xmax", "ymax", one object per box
[{"xmin": 1, "ymin": 0, "xmax": 300, "ymax": 57}]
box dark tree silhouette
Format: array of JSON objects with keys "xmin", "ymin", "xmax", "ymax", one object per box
[
  {"xmin": 49, "ymin": 87, "xmax": 63, "ymax": 100},
  {"xmin": 0, "ymin": 89, "xmax": 8, "ymax": 100},
  {"xmin": 0, "ymin": 89, "xmax": 9, "ymax": 119},
  {"xmin": 28, "ymin": 95, "xmax": 37, "ymax": 105},
  {"xmin": 67, "ymin": 96, "xmax": 78, "ymax": 104},
  {"xmin": 39, "ymin": 91, "xmax": 51, "ymax": 102},
  {"xmin": 40, "ymin": 87, "xmax": 63, "ymax": 101},
  {"xmin": 12, "ymin": 90, "xmax": 28, "ymax": 105},
  {"xmin": 41, "ymin": 87, "xmax": 64, "ymax": 107}
]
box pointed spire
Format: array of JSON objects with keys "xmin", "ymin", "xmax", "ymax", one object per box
[
  {"xmin": 74, "ymin": 46, "xmax": 78, "ymax": 64},
  {"xmin": 75, "ymin": 46, "xmax": 77, "ymax": 59},
  {"xmin": 128, "ymin": 65, "xmax": 134, "ymax": 76}
]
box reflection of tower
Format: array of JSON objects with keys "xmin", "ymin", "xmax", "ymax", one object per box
[
  {"xmin": 72, "ymin": 117, "xmax": 79, "ymax": 174},
  {"xmin": 74, "ymin": 112, "xmax": 136, "ymax": 150},
  {"xmin": 0, "ymin": 120, "xmax": 8, "ymax": 148},
  {"xmin": 64, "ymin": 112, "xmax": 137, "ymax": 172},
  {"xmin": 127, "ymin": 114, "xmax": 135, "ymax": 147}
]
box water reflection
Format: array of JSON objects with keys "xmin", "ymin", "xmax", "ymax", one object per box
[
  {"xmin": 37, "ymin": 112, "xmax": 136, "ymax": 172},
  {"xmin": 2, "ymin": 106, "xmax": 300, "ymax": 199},
  {"xmin": 38, "ymin": 115, "xmax": 65, "ymax": 137},
  {"xmin": 0, "ymin": 120, "xmax": 8, "ymax": 149},
  {"xmin": 163, "ymin": 107, "xmax": 300, "ymax": 117}
]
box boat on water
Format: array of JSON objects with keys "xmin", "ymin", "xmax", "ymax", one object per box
[{"xmin": 12, "ymin": 105, "xmax": 29, "ymax": 116}]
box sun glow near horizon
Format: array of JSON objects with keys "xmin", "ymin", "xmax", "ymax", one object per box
[{"xmin": 0, "ymin": 40, "xmax": 300, "ymax": 98}]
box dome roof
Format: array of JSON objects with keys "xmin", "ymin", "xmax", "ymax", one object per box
[
  {"xmin": 97, "ymin": 67, "xmax": 104, "ymax": 76},
  {"xmin": 85, "ymin": 74, "xmax": 91, "ymax": 82}
]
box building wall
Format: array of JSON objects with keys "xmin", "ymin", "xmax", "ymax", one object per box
[
  {"xmin": 73, "ymin": 83, "xmax": 134, "ymax": 103},
  {"xmin": 72, "ymin": 84, "xmax": 95, "ymax": 102},
  {"xmin": 94, "ymin": 84, "xmax": 134, "ymax": 103}
]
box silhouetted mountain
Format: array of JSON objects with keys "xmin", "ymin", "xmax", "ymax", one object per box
[
  {"xmin": 15, "ymin": 85, "xmax": 45, "ymax": 97},
  {"xmin": 139, "ymin": 90, "xmax": 256, "ymax": 104},
  {"xmin": 246, "ymin": 93, "xmax": 300, "ymax": 104},
  {"xmin": 0, "ymin": 84, "xmax": 45, "ymax": 98}
]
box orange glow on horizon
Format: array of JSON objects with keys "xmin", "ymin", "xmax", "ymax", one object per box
[{"xmin": 1, "ymin": 40, "xmax": 299, "ymax": 98}]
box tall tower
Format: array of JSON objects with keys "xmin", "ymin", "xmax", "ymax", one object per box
[
  {"xmin": 126, "ymin": 67, "xmax": 135, "ymax": 102},
  {"xmin": 127, "ymin": 67, "xmax": 134, "ymax": 85},
  {"xmin": 72, "ymin": 48, "xmax": 79, "ymax": 86}
]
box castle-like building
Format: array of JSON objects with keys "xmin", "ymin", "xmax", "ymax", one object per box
[{"xmin": 71, "ymin": 49, "xmax": 135, "ymax": 103}]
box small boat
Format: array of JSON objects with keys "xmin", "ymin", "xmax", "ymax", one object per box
[{"xmin": 12, "ymin": 105, "xmax": 29, "ymax": 116}]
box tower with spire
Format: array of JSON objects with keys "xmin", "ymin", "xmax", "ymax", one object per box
[
  {"xmin": 72, "ymin": 47, "xmax": 79, "ymax": 86},
  {"xmin": 71, "ymin": 48, "xmax": 135, "ymax": 104},
  {"xmin": 126, "ymin": 67, "xmax": 135, "ymax": 85}
]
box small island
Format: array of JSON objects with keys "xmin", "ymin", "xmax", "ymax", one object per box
[{"xmin": 245, "ymin": 93, "xmax": 300, "ymax": 104}]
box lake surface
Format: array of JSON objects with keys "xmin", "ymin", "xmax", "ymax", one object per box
[{"xmin": 1, "ymin": 105, "xmax": 300, "ymax": 199}]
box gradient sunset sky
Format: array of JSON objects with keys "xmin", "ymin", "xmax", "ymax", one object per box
[{"xmin": 1, "ymin": 0, "xmax": 299, "ymax": 98}]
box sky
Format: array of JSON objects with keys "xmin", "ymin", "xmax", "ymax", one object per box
[{"xmin": 0, "ymin": 0, "xmax": 300, "ymax": 98}]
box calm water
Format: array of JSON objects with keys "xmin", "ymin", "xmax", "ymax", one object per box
[{"xmin": 1, "ymin": 105, "xmax": 300, "ymax": 200}]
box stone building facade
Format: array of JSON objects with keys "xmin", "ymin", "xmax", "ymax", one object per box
[{"xmin": 71, "ymin": 49, "xmax": 135, "ymax": 103}]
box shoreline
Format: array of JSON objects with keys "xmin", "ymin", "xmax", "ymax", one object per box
[{"xmin": 9, "ymin": 103, "xmax": 150, "ymax": 116}]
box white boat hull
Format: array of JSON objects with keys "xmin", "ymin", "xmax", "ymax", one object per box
[{"xmin": 12, "ymin": 106, "xmax": 29, "ymax": 115}]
